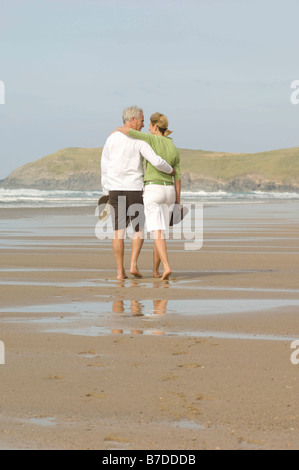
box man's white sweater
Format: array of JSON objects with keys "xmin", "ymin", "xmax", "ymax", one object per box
[{"xmin": 101, "ymin": 131, "xmax": 173, "ymax": 195}]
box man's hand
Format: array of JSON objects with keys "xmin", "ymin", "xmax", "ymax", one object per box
[{"xmin": 170, "ymin": 167, "xmax": 176, "ymax": 177}]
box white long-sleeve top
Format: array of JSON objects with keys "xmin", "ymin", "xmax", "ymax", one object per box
[{"xmin": 101, "ymin": 131, "xmax": 173, "ymax": 194}]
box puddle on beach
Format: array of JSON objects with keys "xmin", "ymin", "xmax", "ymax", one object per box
[
  {"xmin": 1, "ymin": 298, "xmax": 299, "ymax": 317},
  {"xmin": 6, "ymin": 416, "xmax": 57, "ymax": 429},
  {"xmin": 1, "ymin": 298, "xmax": 298, "ymax": 342},
  {"xmin": 2, "ymin": 280, "xmax": 298, "ymax": 296},
  {"xmin": 0, "ymin": 268, "xmax": 113, "ymax": 272},
  {"xmin": 2, "ymin": 268, "xmax": 299, "ymax": 294},
  {"xmin": 29, "ymin": 417, "xmax": 56, "ymax": 427},
  {"xmin": 41, "ymin": 326, "xmax": 299, "ymax": 342},
  {"xmin": 175, "ymin": 420, "xmax": 206, "ymax": 430}
]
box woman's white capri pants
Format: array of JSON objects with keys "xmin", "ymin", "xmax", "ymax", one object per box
[{"xmin": 143, "ymin": 184, "xmax": 176, "ymax": 232}]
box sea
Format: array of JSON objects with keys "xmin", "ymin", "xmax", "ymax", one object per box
[{"xmin": 1, "ymin": 187, "xmax": 299, "ymax": 208}]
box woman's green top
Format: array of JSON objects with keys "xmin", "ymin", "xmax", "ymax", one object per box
[{"xmin": 128, "ymin": 129, "xmax": 181, "ymax": 183}]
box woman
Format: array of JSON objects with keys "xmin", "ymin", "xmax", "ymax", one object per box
[{"xmin": 116, "ymin": 112, "xmax": 181, "ymax": 280}]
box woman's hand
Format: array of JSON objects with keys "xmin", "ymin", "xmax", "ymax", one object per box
[
  {"xmin": 175, "ymin": 179, "xmax": 181, "ymax": 206},
  {"xmin": 115, "ymin": 126, "xmax": 130, "ymax": 135}
]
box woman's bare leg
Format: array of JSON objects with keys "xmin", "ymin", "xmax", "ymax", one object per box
[
  {"xmin": 130, "ymin": 230, "xmax": 144, "ymax": 278},
  {"xmin": 153, "ymin": 230, "xmax": 172, "ymax": 280},
  {"xmin": 153, "ymin": 244, "xmax": 161, "ymax": 278}
]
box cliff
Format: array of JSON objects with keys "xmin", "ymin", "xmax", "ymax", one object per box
[{"xmin": 1, "ymin": 146, "xmax": 299, "ymax": 192}]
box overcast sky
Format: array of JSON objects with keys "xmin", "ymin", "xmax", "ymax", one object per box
[{"xmin": 0, "ymin": 0, "xmax": 299, "ymax": 179}]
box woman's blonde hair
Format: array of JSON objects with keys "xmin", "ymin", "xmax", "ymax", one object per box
[{"xmin": 150, "ymin": 112, "xmax": 172, "ymax": 136}]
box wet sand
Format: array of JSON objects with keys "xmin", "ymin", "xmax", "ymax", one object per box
[{"xmin": 0, "ymin": 201, "xmax": 299, "ymax": 449}]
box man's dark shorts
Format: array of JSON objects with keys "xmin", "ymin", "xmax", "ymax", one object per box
[{"xmin": 109, "ymin": 190, "xmax": 145, "ymax": 232}]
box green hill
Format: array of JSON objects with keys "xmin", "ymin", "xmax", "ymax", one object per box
[
  {"xmin": 1, "ymin": 148, "xmax": 102, "ymax": 190},
  {"xmin": 1, "ymin": 146, "xmax": 299, "ymax": 192}
]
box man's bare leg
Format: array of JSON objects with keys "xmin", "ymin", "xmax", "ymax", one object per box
[
  {"xmin": 112, "ymin": 229, "xmax": 127, "ymax": 280},
  {"xmin": 130, "ymin": 230, "xmax": 144, "ymax": 278}
]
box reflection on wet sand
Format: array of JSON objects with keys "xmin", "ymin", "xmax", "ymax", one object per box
[
  {"xmin": 112, "ymin": 300, "xmax": 144, "ymax": 316},
  {"xmin": 153, "ymin": 299, "xmax": 168, "ymax": 314},
  {"xmin": 112, "ymin": 299, "xmax": 168, "ymax": 316},
  {"xmin": 111, "ymin": 328, "xmax": 165, "ymax": 336},
  {"xmin": 111, "ymin": 299, "xmax": 168, "ymax": 335},
  {"xmin": 111, "ymin": 328, "xmax": 144, "ymax": 335},
  {"xmin": 116, "ymin": 279, "xmax": 170, "ymax": 289}
]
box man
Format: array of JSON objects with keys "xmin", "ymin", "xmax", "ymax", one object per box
[{"xmin": 101, "ymin": 105, "xmax": 175, "ymax": 280}]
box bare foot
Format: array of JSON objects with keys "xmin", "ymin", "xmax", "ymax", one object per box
[
  {"xmin": 153, "ymin": 271, "xmax": 160, "ymax": 278},
  {"xmin": 117, "ymin": 271, "xmax": 128, "ymax": 280},
  {"xmin": 161, "ymin": 269, "xmax": 172, "ymax": 281},
  {"xmin": 130, "ymin": 269, "xmax": 143, "ymax": 278}
]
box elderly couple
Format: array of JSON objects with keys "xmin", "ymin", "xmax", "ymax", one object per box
[{"xmin": 101, "ymin": 105, "xmax": 181, "ymax": 281}]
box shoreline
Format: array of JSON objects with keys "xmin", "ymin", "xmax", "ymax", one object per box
[{"xmin": 0, "ymin": 202, "xmax": 299, "ymax": 449}]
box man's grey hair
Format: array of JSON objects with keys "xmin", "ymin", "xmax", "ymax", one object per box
[{"xmin": 122, "ymin": 105, "xmax": 143, "ymax": 124}]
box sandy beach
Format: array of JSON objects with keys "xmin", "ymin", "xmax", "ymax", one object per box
[{"xmin": 0, "ymin": 201, "xmax": 299, "ymax": 450}]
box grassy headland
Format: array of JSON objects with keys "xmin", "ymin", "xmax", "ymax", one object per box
[{"xmin": 1, "ymin": 146, "xmax": 299, "ymax": 191}]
